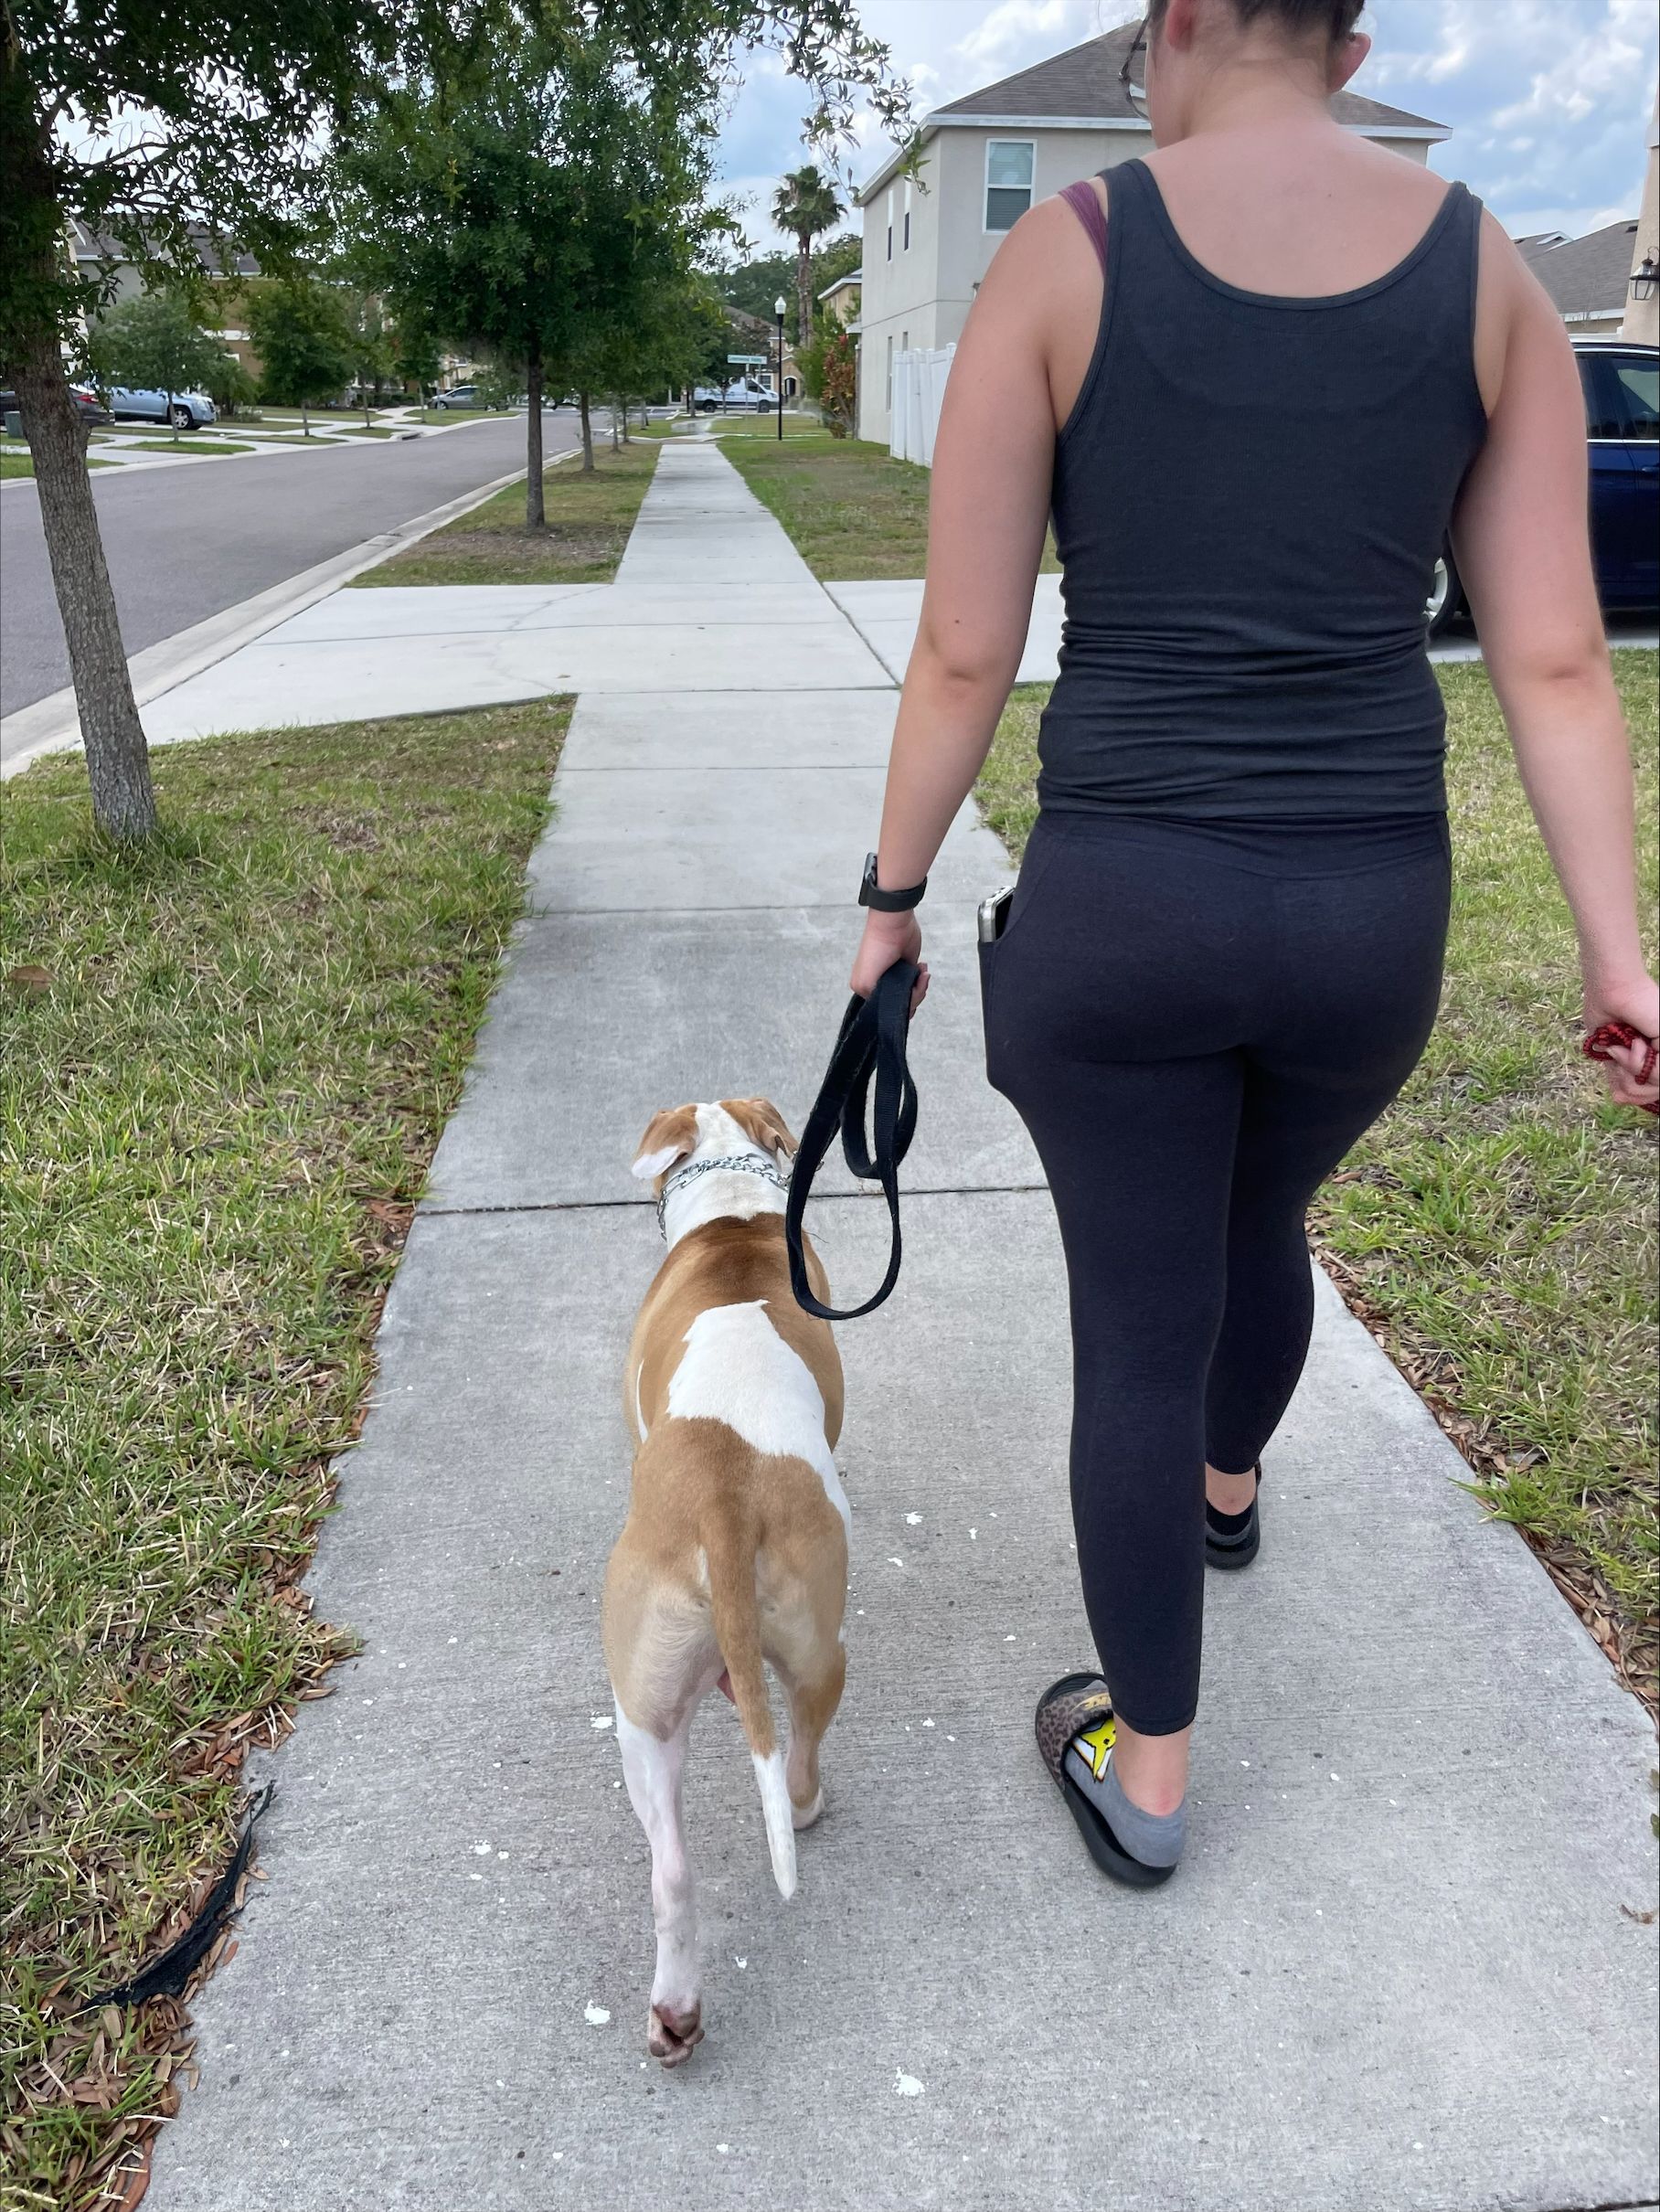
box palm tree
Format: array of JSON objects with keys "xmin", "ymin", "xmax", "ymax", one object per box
[{"xmin": 771, "ymin": 165, "xmax": 844, "ymax": 376}]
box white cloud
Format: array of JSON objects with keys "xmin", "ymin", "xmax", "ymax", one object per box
[{"xmin": 955, "ymin": 0, "xmax": 1082, "ymax": 74}]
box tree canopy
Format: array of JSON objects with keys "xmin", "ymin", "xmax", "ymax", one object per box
[
  {"xmin": 337, "ymin": 20, "xmax": 722, "ymax": 497},
  {"xmin": 771, "ymin": 164, "xmax": 843, "ymax": 348},
  {"xmin": 245, "ymin": 276, "xmax": 357, "ymax": 421},
  {"xmin": 717, "ymin": 229, "xmax": 859, "ymax": 335}
]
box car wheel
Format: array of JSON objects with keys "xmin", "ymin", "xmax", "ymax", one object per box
[
  {"xmin": 1426, "ymin": 548, "xmax": 1463, "ymax": 639},
  {"xmin": 170, "ymin": 404, "xmax": 194, "ymax": 431}
]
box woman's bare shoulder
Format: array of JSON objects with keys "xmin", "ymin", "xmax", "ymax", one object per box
[{"xmin": 976, "ymin": 188, "xmax": 1105, "ymax": 312}]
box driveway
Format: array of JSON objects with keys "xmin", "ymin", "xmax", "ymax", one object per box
[{"xmin": 0, "ymin": 413, "xmax": 580, "ymax": 718}]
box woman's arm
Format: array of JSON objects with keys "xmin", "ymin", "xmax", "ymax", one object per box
[
  {"xmin": 1452, "ymin": 223, "xmax": 1658, "ymax": 1109},
  {"xmin": 850, "ymin": 197, "xmax": 1086, "ymax": 1000}
]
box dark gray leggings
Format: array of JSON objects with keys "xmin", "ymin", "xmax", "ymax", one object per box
[{"xmin": 981, "ymin": 810, "xmax": 1451, "ymax": 1736}]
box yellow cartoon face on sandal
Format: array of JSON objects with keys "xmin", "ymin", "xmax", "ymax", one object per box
[{"xmin": 1074, "ymin": 1714, "xmax": 1117, "ymax": 1782}]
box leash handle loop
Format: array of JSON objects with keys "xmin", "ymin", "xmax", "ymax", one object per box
[
  {"xmin": 1583, "ymin": 1019, "xmax": 1660, "ymax": 1112},
  {"xmin": 785, "ymin": 961, "xmax": 919, "ymax": 1321}
]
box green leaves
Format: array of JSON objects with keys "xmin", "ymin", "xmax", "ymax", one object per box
[{"xmin": 244, "ymin": 276, "xmax": 357, "ymax": 410}]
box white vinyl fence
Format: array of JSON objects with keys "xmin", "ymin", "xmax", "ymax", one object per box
[{"xmin": 889, "ymin": 344, "xmax": 955, "ymax": 466}]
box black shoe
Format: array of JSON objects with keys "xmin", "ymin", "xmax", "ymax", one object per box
[{"xmin": 1205, "ymin": 1463, "xmax": 1261, "ymax": 1571}]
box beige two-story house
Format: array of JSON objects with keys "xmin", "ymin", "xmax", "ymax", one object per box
[{"xmin": 855, "ymin": 20, "xmax": 1451, "ymax": 444}]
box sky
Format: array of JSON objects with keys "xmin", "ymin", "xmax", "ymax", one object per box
[{"xmin": 715, "ymin": 0, "xmax": 1660, "ymax": 258}]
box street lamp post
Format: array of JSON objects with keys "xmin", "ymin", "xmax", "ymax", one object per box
[{"xmin": 774, "ymin": 294, "xmax": 786, "ymax": 442}]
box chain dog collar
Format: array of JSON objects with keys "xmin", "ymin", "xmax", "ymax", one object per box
[{"xmin": 656, "ymin": 1153, "xmax": 792, "ymax": 1239}]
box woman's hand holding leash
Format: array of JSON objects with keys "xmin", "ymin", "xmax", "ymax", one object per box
[
  {"xmin": 851, "ymin": 909, "xmax": 930, "ymax": 1013},
  {"xmin": 1582, "ymin": 972, "xmax": 1660, "ymax": 1112}
]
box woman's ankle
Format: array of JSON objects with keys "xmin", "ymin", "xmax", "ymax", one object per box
[
  {"xmin": 1111, "ymin": 1717, "xmax": 1191, "ymax": 1815},
  {"xmin": 1206, "ymin": 1461, "xmax": 1258, "ymax": 1516}
]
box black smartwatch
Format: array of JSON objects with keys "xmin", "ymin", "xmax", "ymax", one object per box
[{"xmin": 858, "ymin": 849, "xmax": 927, "ymax": 912}]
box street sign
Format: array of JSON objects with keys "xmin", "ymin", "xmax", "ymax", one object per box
[{"xmin": 727, "ymin": 354, "xmax": 767, "ymax": 365}]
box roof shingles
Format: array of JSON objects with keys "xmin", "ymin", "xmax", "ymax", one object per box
[
  {"xmin": 931, "ymin": 23, "xmax": 1445, "ymax": 133},
  {"xmin": 1524, "ymin": 219, "xmax": 1642, "ymax": 317}
]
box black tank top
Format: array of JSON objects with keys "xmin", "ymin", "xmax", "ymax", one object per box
[{"xmin": 1040, "ymin": 157, "xmax": 1487, "ymax": 819}]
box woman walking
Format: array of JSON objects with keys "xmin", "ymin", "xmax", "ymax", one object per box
[{"xmin": 849, "ymin": 0, "xmax": 1658, "ymax": 1885}]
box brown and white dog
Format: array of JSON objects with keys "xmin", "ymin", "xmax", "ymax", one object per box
[{"xmin": 602, "ymin": 1097, "xmax": 849, "ymax": 2068}]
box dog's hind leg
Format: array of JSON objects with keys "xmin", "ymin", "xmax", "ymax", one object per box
[
  {"xmin": 779, "ymin": 1641, "xmax": 846, "ymax": 1831},
  {"xmin": 615, "ymin": 1704, "xmax": 703, "ymax": 2066}
]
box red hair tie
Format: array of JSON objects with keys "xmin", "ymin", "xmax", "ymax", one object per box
[{"xmin": 1582, "ymin": 1021, "xmax": 1659, "ymax": 1113}]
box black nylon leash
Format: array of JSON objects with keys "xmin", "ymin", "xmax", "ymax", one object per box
[{"xmin": 785, "ymin": 960, "xmax": 920, "ymax": 1321}]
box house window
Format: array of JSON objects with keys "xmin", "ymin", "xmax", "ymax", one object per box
[
  {"xmin": 903, "ymin": 180, "xmax": 912, "ymax": 251},
  {"xmin": 887, "ymin": 187, "xmax": 894, "ymax": 262},
  {"xmin": 984, "ymin": 140, "xmax": 1035, "ymax": 231}
]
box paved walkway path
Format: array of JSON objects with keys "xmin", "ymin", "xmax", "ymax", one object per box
[{"xmin": 146, "ymin": 441, "xmax": 1657, "ymax": 2212}]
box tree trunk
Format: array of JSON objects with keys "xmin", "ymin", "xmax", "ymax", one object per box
[
  {"xmin": 166, "ymin": 387, "xmax": 178, "ymax": 443},
  {"xmin": 609, "ymin": 396, "xmax": 620, "ymax": 452},
  {"xmin": 796, "ymin": 238, "xmax": 814, "ymax": 391},
  {"xmin": 301, "ymin": 399, "xmax": 311, "ymax": 437},
  {"xmin": 525, "ymin": 336, "xmax": 546, "ymax": 529},
  {"xmin": 13, "ymin": 327, "xmax": 156, "ymax": 840},
  {"xmin": 578, "ymin": 391, "xmax": 594, "ymax": 473}
]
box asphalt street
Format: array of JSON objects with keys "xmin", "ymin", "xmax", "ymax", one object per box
[{"xmin": 0, "ymin": 411, "xmax": 579, "ymax": 718}]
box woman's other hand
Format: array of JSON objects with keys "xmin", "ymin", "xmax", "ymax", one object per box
[
  {"xmin": 851, "ymin": 909, "xmax": 930, "ymax": 1013},
  {"xmin": 1584, "ymin": 971, "xmax": 1660, "ymax": 1110}
]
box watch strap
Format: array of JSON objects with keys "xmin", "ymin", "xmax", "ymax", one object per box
[{"xmin": 859, "ymin": 850, "xmax": 927, "ymax": 912}]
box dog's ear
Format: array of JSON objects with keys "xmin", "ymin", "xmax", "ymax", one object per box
[
  {"xmin": 724, "ymin": 1096, "xmax": 797, "ymax": 1162},
  {"xmin": 632, "ymin": 1103, "xmax": 698, "ymax": 1182}
]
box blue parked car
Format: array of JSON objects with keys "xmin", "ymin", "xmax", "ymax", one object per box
[
  {"xmin": 1429, "ymin": 338, "xmax": 1657, "ymax": 634},
  {"xmin": 107, "ymin": 386, "xmax": 218, "ymax": 431}
]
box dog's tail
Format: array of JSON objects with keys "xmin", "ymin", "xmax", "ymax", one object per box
[{"xmin": 707, "ymin": 1517, "xmax": 796, "ymax": 1901}]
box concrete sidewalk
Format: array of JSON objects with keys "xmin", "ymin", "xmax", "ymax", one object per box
[{"xmin": 145, "ymin": 440, "xmax": 1658, "ymax": 2212}]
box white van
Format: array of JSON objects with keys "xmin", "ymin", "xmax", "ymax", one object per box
[{"xmin": 692, "ymin": 378, "xmax": 776, "ymax": 413}]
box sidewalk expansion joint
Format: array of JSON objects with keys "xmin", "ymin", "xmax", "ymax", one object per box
[{"xmin": 418, "ymin": 1181, "xmax": 1050, "ymax": 1220}]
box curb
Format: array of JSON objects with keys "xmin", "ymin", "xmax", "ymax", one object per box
[{"xmin": 0, "ymin": 456, "xmax": 569, "ymax": 778}]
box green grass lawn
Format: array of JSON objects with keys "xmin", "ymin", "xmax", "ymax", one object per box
[
  {"xmin": 352, "ymin": 438, "xmax": 660, "ymax": 587},
  {"xmin": 0, "ymin": 703, "xmax": 567, "ymax": 2209},
  {"xmin": 115, "ymin": 438, "xmax": 260, "ymax": 458},
  {"xmin": 2, "ymin": 450, "xmax": 115, "ymax": 477},
  {"xmin": 981, "ymin": 656, "xmax": 1660, "ymax": 1698},
  {"xmin": 718, "ymin": 426, "xmax": 1060, "ymax": 580}
]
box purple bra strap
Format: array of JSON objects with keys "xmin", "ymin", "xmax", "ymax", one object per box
[{"xmin": 1059, "ymin": 175, "xmax": 1108, "ymax": 272}]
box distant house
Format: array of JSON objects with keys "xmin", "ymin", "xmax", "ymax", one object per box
[
  {"xmin": 853, "ymin": 20, "xmax": 1451, "ymax": 444},
  {"xmin": 69, "ymin": 218, "xmax": 263, "ymax": 375},
  {"xmin": 1523, "ymin": 218, "xmax": 1646, "ymax": 338},
  {"xmin": 817, "ymin": 271, "xmax": 862, "ymax": 329}
]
